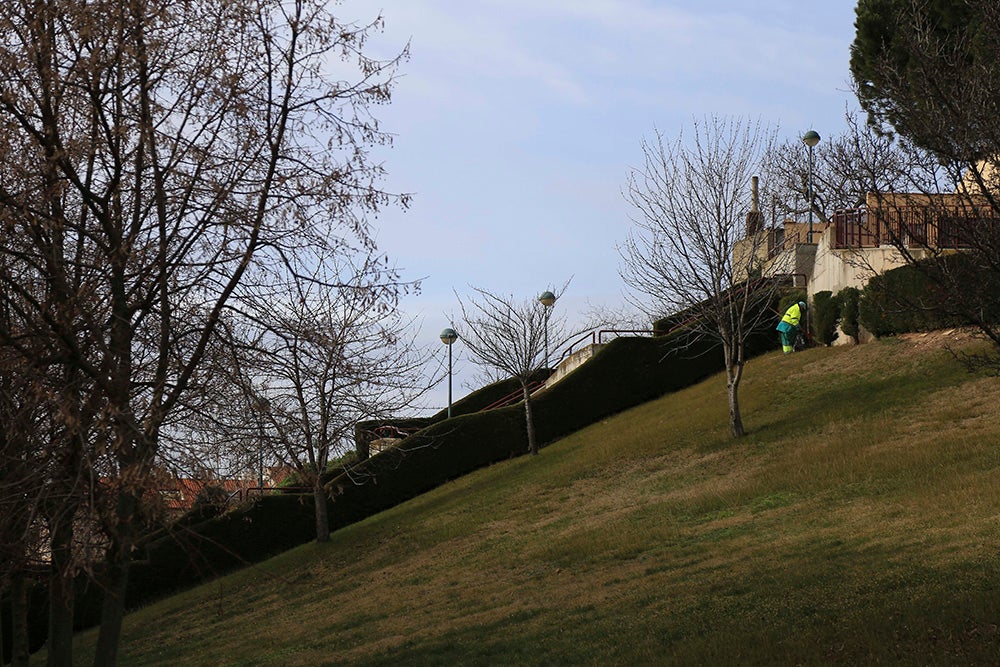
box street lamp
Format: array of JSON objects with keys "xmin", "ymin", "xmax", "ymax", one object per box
[
  {"xmin": 254, "ymin": 397, "xmax": 271, "ymax": 497},
  {"xmin": 802, "ymin": 129, "xmax": 821, "ymax": 243},
  {"xmin": 439, "ymin": 327, "xmax": 458, "ymax": 417},
  {"xmin": 538, "ymin": 291, "xmax": 556, "ymax": 369}
]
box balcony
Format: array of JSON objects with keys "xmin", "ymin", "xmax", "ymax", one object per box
[{"xmin": 832, "ymin": 204, "xmax": 995, "ymax": 250}]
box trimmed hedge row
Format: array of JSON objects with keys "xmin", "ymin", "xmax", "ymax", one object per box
[
  {"xmin": 322, "ymin": 332, "xmax": 771, "ymax": 526},
  {"xmin": 154, "ymin": 331, "xmax": 769, "ymax": 594},
  {"xmin": 428, "ymin": 370, "xmax": 550, "ymax": 419},
  {"xmin": 327, "ymin": 406, "xmax": 530, "ymax": 526},
  {"xmin": 855, "ymin": 254, "xmax": 1000, "ymax": 337},
  {"xmin": 122, "ymin": 494, "xmax": 319, "ymax": 607},
  {"xmin": 352, "ymin": 372, "xmax": 548, "ymax": 457},
  {"xmin": 6, "ymin": 493, "xmax": 323, "ymax": 658}
]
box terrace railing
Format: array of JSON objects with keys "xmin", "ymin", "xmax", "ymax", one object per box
[{"xmin": 832, "ymin": 205, "xmax": 994, "ymax": 250}]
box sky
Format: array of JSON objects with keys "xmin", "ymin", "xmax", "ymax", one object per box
[{"xmin": 338, "ymin": 0, "xmax": 863, "ymax": 414}]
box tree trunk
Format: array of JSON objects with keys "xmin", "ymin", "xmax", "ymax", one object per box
[
  {"xmin": 11, "ymin": 572, "xmax": 30, "ymax": 667},
  {"xmin": 522, "ymin": 384, "xmax": 538, "ymax": 455},
  {"xmin": 727, "ymin": 376, "xmax": 744, "ymax": 438},
  {"xmin": 94, "ymin": 487, "xmax": 141, "ymax": 667},
  {"xmin": 93, "ymin": 554, "xmax": 130, "ymax": 667},
  {"xmin": 313, "ymin": 481, "xmax": 330, "ymax": 543},
  {"xmin": 726, "ymin": 361, "xmax": 745, "ymax": 438},
  {"xmin": 47, "ymin": 519, "xmax": 75, "ymax": 667},
  {"xmin": 719, "ymin": 336, "xmax": 746, "ymax": 438}
]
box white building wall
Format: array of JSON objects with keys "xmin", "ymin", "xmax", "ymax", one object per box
[{"xmin": 806, "ymin": 224, "xmax": 929, "ymax": 298}]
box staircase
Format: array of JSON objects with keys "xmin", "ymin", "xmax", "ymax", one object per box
[{"xmin": 540, "ymin": 343, "xmax": 603, "ymax": 391}]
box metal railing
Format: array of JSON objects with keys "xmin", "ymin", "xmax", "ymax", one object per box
[
  {"xmin": 598, "ymin": 328, "xmax": 662, "ymax": 343},
  {"xmin": 480, "ymin": 380, "xmax": 546, "ymax": 411},
  {"xmin": 833, "ymin": 208, "xmax": 879, "ymax": 248},
  {"xmin": 235, "ymin": 485, "xmax": 312, "ymax": 503},
  {"xmin": 561, "ymin": 330, "xmax": 598, "ymax": 356},
  {"xmin": 831, "ymin": 205, "xmax": 996, "ymax": 249},
  {"xmin": 556, "ymin": 327, "xmax": 664, "ymax": 362}
]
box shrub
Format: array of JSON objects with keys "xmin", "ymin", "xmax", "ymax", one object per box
[
  {"xmin": 858, "ymin": 261, "xmax": 967, "ymax": 337},
  {"xmin": 858, "ymin": 273, "xmax": 896, "ymax": 337},
  {"xmin": 810, "ymin": 291, "xmax": 839, "ymax": 346},
  {"xmin": 836, "ymin": 286, "xmax": 861, "ymax": 340}
]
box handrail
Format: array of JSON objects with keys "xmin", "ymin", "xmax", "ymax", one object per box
[
  {"xmin": 553, "ymin": 326, "xmax": 664, "ymax": 369},
  {"xmin": 561, "ymin": 330, "xmax": 597, "ymax": 357},
  {"xmin": 237, "ymin": 485, "xmax": 313, "ymax": 503},
  {"xmin": 597, "ymin": 328, "xmax": 662, "ymax": 344},
  {"xmin": 480, "ymin": 380, "xmax": 545, "ymax": 411}
]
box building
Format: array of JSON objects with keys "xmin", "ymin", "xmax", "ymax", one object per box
[{"xmin": 738, "ymin": 191, "xmax": 990, "ymax": 302}]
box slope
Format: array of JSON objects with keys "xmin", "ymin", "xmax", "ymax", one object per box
[{"xmin": 67, "ymin": 333, "xmax": 1000, "ymax": 665}]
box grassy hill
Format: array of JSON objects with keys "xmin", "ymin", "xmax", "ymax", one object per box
[{"xmin": 67, "ymin": 332, "xmax": 1000, "ymax": 665}]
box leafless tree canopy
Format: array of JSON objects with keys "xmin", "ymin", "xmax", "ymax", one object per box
[
  {"xmin": 765, "ymin": 110, "xmax": 915, "ymax": 222},
  {"xmin": 621, "ymin": 117, "xmax": 780, "ymax": 328},
  {"xmin": 0, "ymin": 0, "xmax": 408, "ymax": 662},
  {"xmin": 213, "ymin": 249, "xmax": 435, "ymax": 543},
  {"xmin": 619, "ymin": 116, "xmax": 784, "ymax": 437},
  {"xmin": 455, "ymin": 282, "xmax": 577, "ymax": 455}
]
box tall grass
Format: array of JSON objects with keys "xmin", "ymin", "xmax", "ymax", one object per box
[{"xmin": 64, "ymin": 336, "xmax": 1000, "ymax": 665}]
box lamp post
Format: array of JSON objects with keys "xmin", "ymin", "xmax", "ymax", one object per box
[
  {"xmin": 440, "ymin": 327, "xmax": 458, "ymax": 417},
  {"xmin": 255, "ymin": 397, "xmax": 271, "ymax": 496},
  {"xmin": 802, "ymin": 129, "xmax": 821, "ymax": 243},
  {"xmin": 258, "ymin": 441, "xmax": 264, "ymax": 494},
  {"xmin": 538, "ymin": 290, "xmax": 556, "ymax": 369}
]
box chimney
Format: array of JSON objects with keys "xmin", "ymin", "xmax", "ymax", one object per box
[{"xmin": 746, "ymin": 175, "xmax": 764, "ymax": 235}]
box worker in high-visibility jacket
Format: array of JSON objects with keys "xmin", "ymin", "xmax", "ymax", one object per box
[{"xmin": 776, "ymin": 301, "xmax": 807, "ymax": 354}]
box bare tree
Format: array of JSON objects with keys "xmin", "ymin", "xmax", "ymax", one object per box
[
  {"xmin": 0, "ymin": 327, "xmax": 50, "ymax": 667},
  {"xmin": 765, "ymin": 110, "xmax": 914, "ymax": 222},
  {"xmin": 0, "ymin": 239, "xmax": 107, "ymax": 665},
  {"xmin": 619, "ymin": 116, "xmax": 786, "ymax": 438},
  {"xmin": 0, "ymin": 0, "xmax": 407, "ymax": 662},
  {"xmin": 219, "ymin": 249, "xmax": 433, "ymax": 543},
  {"xmin": 580, "ymin": 301, "xmax": 653, "ymax": 332},
  {"xmin": 455, "ymin": 282, "xmax": 576, "ymax": 456}
]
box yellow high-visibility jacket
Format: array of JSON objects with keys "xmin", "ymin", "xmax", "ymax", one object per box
[{"xmin": 780, "ymin": 303, "xmax": 802, "ymax": 328}]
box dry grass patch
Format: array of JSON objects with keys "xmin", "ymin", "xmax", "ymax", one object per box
[{"xmin": 62, "ymin": 334, "xmax": 1000, "ymax": 666}]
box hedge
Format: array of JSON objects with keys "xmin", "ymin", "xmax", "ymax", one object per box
[
  {"xmin": 836, "ymin": 286, "xmax": 861, "ymax": 341},
  {"xmin": 323, "ymin": 329, "xmax": 776, "ymax": 526},
  {"xmin": 858, "ymin": 261, "xmax": 964, "ymax": 336},
  {"xmin": 810, "ymin": 291, "xmax": 839, "ymax": 346},
  {"xmin": 352, "ymin": 372, "xmax": 548, "ymax": 458},
  {"xmin": 12, "ymin": 315, "xmax": 779, "ymax": 654}
]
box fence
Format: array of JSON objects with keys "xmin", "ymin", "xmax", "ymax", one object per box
[{"xmin": 832, "ymin": 205, "xmax": 996, "ymax": 249}]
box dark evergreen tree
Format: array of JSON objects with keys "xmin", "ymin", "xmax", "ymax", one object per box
[{"xmin": 850, "ymin": 0, "xmax": 1000, "ymax": 160}]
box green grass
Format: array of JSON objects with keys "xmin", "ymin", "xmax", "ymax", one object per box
[{"xmin": 65, "ymin": 336, "xmax": 1000, "ymax": 665}]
